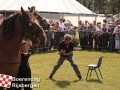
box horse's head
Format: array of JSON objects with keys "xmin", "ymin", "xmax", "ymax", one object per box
[
  {"xmin": 21, "ymin": 7, "xmax": 46, "ymax": 45},
  {"xmin": 34, "ymin": 12, "xmax": 50, "ymax": 30},
  {"xmin": 28, "ymin": 6, "xmax": 50, "ymax": 30}
]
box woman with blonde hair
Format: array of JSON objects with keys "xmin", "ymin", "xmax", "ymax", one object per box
[{"xmin": 10, "ymin": 40, "xmax": 32, "ymax": 90}]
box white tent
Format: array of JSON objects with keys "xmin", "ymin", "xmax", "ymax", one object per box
[{"xmin": 0, "ymin": 0, "xmax": 94, "ymax": 15}]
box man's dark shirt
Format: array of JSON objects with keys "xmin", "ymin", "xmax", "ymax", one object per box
[{"xmin": 58, "ymin": 40, "xmax": 74, "ymax": 57}]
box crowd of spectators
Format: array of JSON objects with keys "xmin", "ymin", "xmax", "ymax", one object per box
[
  {"xmin": 42, "ymin": 18, "xmax": 120, "ymax": 52},
  {"xmin": 78, "ymin": 19, "xmax": 120, "ymax": 51}
]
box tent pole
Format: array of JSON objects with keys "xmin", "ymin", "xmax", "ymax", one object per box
[
  {"xmin": 60, "ymin": 13, "xmax": 64, "ymax": 19},
  {"xmin": 59, "ymin": 12, "xmax": 61, "ymax": 19},
  {"xmin": 48, "ymin": 12, "xmax": 50, "ymax": 19},
  {"xmin": 118, "ymin": 13, "xmax": 120, "ymax": 19},
  {"xmin": 61, "ymin": 14, "xmax": 64, "ymax": 19},
  {"xmin": 78, "ymin": 15, "xmax": 80, "ymax": 26},
  {"xmin": 95, "ymin": 15, "xmax": 97, "ymax": 21},
  {"xmin": 62, "ymin": 13, "xmax": 65, "ymax": 19},
  {"xmin": 5, "ymin": 11, "xmax": 7, "ymax": 18}
]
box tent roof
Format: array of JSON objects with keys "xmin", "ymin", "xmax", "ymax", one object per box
[{"xmin": 0, "ymin": 0, "xmax": 94, "ymax": 15}]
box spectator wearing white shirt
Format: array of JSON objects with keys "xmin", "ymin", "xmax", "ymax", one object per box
[{"xmin": 59, "ymin": 19, "xmax": 66, "ymax": 31}]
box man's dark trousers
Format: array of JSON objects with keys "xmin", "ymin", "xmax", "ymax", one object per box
[{"xmin": 49, "ymin": 56, "xmax": 81, "ymax": 78}]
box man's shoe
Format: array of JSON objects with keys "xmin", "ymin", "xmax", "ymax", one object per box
[
  {"xmin": 49, "ymin": 76, "xmax": 53, "ymax": 79},
  {"xmin": 78, "ymin": 75, "xmax": 83, "ymax": 81},
  {"xmin": 79, "ymin": 78, "xmax": 83, "ymax": 81}
]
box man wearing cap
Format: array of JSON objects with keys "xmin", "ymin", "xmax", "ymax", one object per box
[{"xmin": 49, "ymin": 34, "xmax": 82, "ymax": 80}]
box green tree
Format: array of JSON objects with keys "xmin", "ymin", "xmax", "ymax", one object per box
[
  {"xmin": 109, "ymin": 0, "xmax": 120, "ymax": 14},
  {"xmin": 76, "ymin": 0, "xmax": 120, "ymax": 14}
]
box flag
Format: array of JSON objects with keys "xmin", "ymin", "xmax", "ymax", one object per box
[{"xmin": 0, "ymin": 74, "xmax": 13, "ymax": 88}]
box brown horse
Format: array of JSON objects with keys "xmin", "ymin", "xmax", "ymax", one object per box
[
  {"xmin": 0, "ymin": 7, "xmax": 46, "ymax": 80},
  {"xmin": 28, "ymin": 6, "xmax": 50, "ymax": 31},
  {"xmin": 28, "ymin": 6, "xmax": 50, "ymax": 51}
]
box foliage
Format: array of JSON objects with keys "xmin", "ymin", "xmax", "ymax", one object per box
[
  {"xmin": 72, "ymin": 35, "xmax": 79, "ymax": 47},
  {"xmin": 76, "ymin": 0, "xmax": 120, "ymax": 14}
]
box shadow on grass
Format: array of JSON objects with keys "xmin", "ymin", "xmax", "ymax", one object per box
[
  {"xmin": 54, "ymin": 80, "xmax": 71, "ymax": 88},
  {"xmin": 86, "ymin": 79, "xmax": 103, "ymax": 83},
  {"xmin": 49, "ymin": 79, "xmax": 71, "ymax": 88},
  {"xmin": 50, "ymin": 79, "xmax": 83, "ymax": 88}
]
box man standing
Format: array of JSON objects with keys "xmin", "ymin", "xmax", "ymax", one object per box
[{"xmin": 49, "ymin": 34, "xmax": 82, "ymax": 80}]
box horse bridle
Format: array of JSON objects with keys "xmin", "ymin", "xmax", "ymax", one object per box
[{"xmin": 20, "ymin": 13, "xmax": 41, "ymax": 38}]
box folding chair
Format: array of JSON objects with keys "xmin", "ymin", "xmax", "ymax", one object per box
[{"xmin": 86, "ymin": 56, "xmax": 104, "ymax": 80}]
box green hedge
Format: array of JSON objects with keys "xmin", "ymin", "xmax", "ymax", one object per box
[{"xmin": 72, "ymin": 35, "xmax": 79, "ymax": 47}]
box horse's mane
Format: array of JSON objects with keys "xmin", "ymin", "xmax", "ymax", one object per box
[{"xmin": 2, "ymin": 13, "xmax": 19, "ymax": 39}]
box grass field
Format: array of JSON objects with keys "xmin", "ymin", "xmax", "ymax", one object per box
[{"xmin": 29, "ymin": 49, "xmax": 120, "ymax": 90}]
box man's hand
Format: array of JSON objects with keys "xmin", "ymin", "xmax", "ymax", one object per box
[
  {"xmin": 61, "ymin": 49, "xmax": 65, "ymax": 54},
  {"xmin": 58, "ymin": 49, "xmax": 65, "ymax": 55}
]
